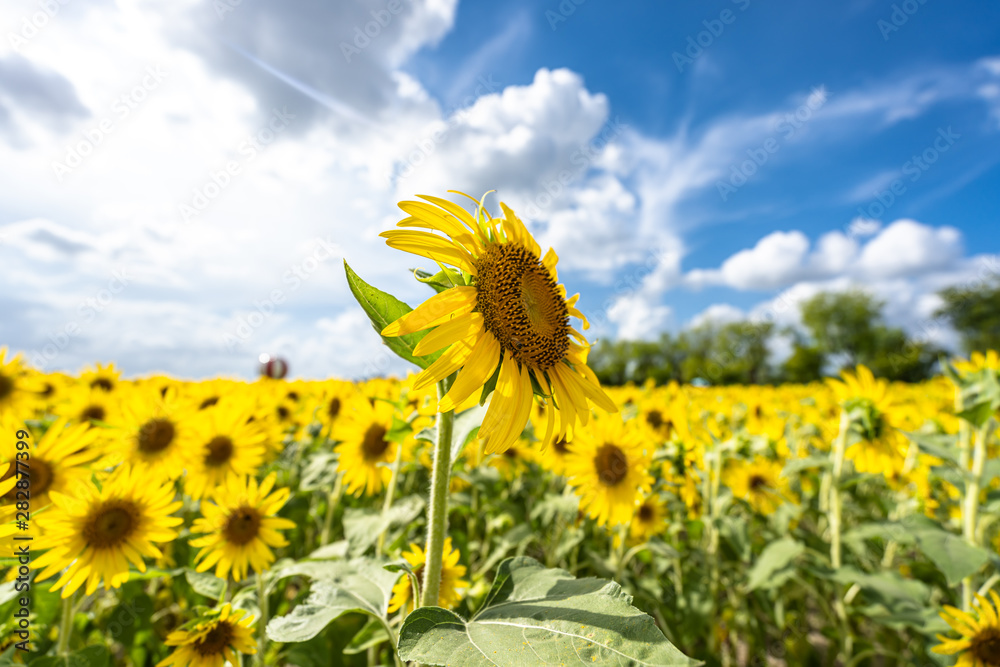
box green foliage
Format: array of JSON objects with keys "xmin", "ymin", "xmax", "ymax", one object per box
[
  {"xmin": 397, "ymin": 557, "xmax": 699, "ymax": 666},
  {"xmin": 936, "ymin": 278, "xmax": 1000, "ymax": 354}
]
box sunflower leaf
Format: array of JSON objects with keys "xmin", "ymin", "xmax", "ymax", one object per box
[
  {"xmin": 185, "ymin": 569, "xmax": 226, "ymax": 601},
  {"xmin": 913, "ymin": 528, "xmax": 991, "ymax": 586},
  {"xmin": 397, "ymin": 556, "xmax": 699, "ymax": 666},
  {"xmin": 745, "ymin": 537, "xmax": 804, "ymax": 591},
  {"xmin": 344, "ymin": 261, "xmax": 442, "ymax": 370},
  {"xmin": 266, "ymin": 558, "xmax": 400, "ymax": 643}
]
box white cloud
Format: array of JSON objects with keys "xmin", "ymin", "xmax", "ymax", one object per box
[{"xmin": 855, "ymin": 219, "xmax": 963, "ymax": 279}]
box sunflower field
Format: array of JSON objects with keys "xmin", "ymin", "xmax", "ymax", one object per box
[{"xmin": 2, "ymin": 194, "xmax": 1000, "ymax": 667}]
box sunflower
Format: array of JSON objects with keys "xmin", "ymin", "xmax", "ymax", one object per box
[
  {"xmin": 190, "ymin": 473, "xmax": 295, "ymax": 582},
  {"xmin": 827, "ymin": 365, "xmax": 906, "ymax": 475},
  {"xmin": 0, "ymin": 416, "xmax": 103, "ymax": 510},
  {"xmin": 334, "ymin": 397, "xmax": 403, "ymax": 497},
  {"xmin": 536, "ymin": 432, "xmax": 573, "ymax": 477},
  {"xmin": 158, "ymin": 603, "xmax": 257, "ymax": 667},
  {"xmin": 114, "ymin": 387, "xmax": 191, "ymax": 481},
  {"xmin": 379, "ymin": 192, "xmax": 617, "ymax": 455},
  {"xmin": 934, "ymin": 591, "xmax": 1000, "ymax": 666},
  {"xmin": 954, "ymin": 350, "xmax": 1000, "ymax": 376},
  {"xmin": 182, "ymin": 405, "xmax": 267, "ymax": 500},
  {"xmin": 487, "ymin": 438, "xmax": 537, "ymax": 480},
  {"xmin": 0, "ymin": 348, "xmax": 42, "ymax": 417},
  {"xmin": 724, "ymin": 456, "xmax": 789, "ymax": 515},
  {"xmin": 564, "ymin": 416, "xmax": 653, "ymax": 527},
  {"xmin": 313, "ymin": 379, "xmax": 357, "ymax": 440},
  {"xmin": 32, "ymin": 465, "xmax": 182, "ymax": 598},
  {"xmin": 80, "ymin": 362, "xmax": 122, "ymax": 393},
  {"xmin": 630, "ymin": 494, "xmax": 668, "ymax": 542},
  {"xmin": 388, "ymin": 537, "xmax": 467, "ymax": 614}
]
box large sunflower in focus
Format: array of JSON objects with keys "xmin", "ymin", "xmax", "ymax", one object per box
[
  {"xmin": 32, "ymin": 465, "xmax": 182, "ymax": 598},
  {"xmin": 115, "ymin": 387, "xmax": 191, "ymax": 481},
  {"xmin": 380, "ymin": 193, "xmax": 617, "ymax": 455},
  {"xmin": 564, "ymin": 416, "xmax": 653, "ymax": 527}
]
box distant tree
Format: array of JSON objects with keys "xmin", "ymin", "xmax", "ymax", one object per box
[
  {"xmin": 799, "ymin": 289, "xmax": 939, "ymax": 381},
  {"xmin": 781, "ymin": 343, "xmax": 825, "ymax": 383},
  {"xmin": 935, "ymin": 279, "xmax": 1000, "ymax": 355},
  {"xmin": 800, "ymin": 290, "xmax": 882, "ymax": 367},
  {"xmin": 678, "ymin": 321, "xmax": 774, "ymax": 385}
]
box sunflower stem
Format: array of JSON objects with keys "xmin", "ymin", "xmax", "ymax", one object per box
[
  {"xmin": 962, "ymin": 423, "xmax": 990, "ymax": 611},
  {"xmin": 319, "ymin": 474, "xmax": 343, "ymax": 547},
  {"xmin": 256, "ymin": 573, "xmax": 269, "ymax": 667},
  {"xmin": 829, "ymin": 409, "xmax": 852, "ymax": 659},
  {"xmin": 376, "ymin": 441, "xmax": 404, "ymax": 558},
  {"xmin": 421, "ymin": 376, "xmax": 454, "ymax": 608},
  {"xmin": 57, "ymin": 592, "xmax": 75, "ymax": 656}
]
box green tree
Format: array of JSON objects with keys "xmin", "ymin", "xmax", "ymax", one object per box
[
  {"xmin": 781, "ymin": 343, "xmax": 824, "ymax": 383},
  {"xmin": 800, "ymin": 290, "xmax": 882, "ymax": 367},
  {"xmin": 935, "ymin": 279, "xmax": 1000, "ymax": 354}
]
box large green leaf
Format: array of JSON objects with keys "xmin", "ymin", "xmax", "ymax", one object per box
[
  {"xmin": 398, "ymin": 557, "xmax": 699, "ymax": 666},
  {"xmin": 343, "ymin": 261, "xmax": 441, "ymax": 370},
  {"xmin": 266, "ymin": 558, "xmax": 400, "ymax": 643},
  {"xmin": 901, "ymin": 432, "xmax": 960, "ymax": 465},
  {"xmin": 343, "ymin": 495, "xmax": 425, "ymax": 556},
  {"xmin": 914, "ymin": 529, "xmax": 991, "ymax": 586},
  {"xmin": 746, "ymin": 538, "xmax": 804, "ymax": 591}
]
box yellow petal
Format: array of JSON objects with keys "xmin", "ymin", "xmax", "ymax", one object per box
[
  {"xmin": 382, "ymin": 287, "xmax": 477, "ymax": 336},
  {"xmin": 413, "ymin": 313, "xmax": 484, "ymax": 357},
  {"xmin": 438, "ymin": 332, "xmax": 502, "ymax": 413}
]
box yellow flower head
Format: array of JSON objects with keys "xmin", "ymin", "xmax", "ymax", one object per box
[
  {"xmin": 190, "ymin": 473, "xmax": 295, "ymax": 582},
  {"xmin": 388, "ymin": 537, "xmax": 467, "ymax": 614},
  {"xmin": 158, "ymin": 603, "xmax": 257, "ymax": 667},
  {"xmin": 564, "ymin": 416, "xmax": 653, "ymax": 527},
  {"xmin": 724, "ymin": 456, "xmax": 789, "ymax": 516},
  {"xmin": 32, "ymin": 465, "xmax": 183, "ymax": 598},
  {"xmin": 934, "ymin": 591, "xmax": 1000, "ymax": 667},
  {"xmin": 630, "ymin": 494, "xmax": 668, "ymax": 542},
  {"xmin": 334, "ymin": 397, "xmax": 402, "ymax": 497},
  {"xmin": 380, "ymin": 192, "xmax": 617, "ymax": 455},
  {"xmin": 182, "ymin": 404, "xmax": 268, "ymax": 500}
]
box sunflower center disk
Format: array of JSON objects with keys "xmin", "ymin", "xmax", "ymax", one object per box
[
  {"xmin": 223, "ymin": 506, "xmax": 262, "ymax": 546},
  {"xmin": 594, "ymin": 443, "xmax": 628, "ymax": 487},
  {"xmin": 972, "ymin": 628, "xmax": 1000, "ymax": 666},
  {"xmin": 90, "ymin": 377, "xmax": 114, "ymax": 391},
  {"xmin": 327, "ymin": 397, "xmax": 342, "ymax": 419},
  {"xmin": 637, "ymin": 504, "xmax": 654, "ymax": 522},
  {"xmin": 204, "ymin": 436, "xmax": 235, "ymax": 467},
  {"xmin": 84, "ymin": 501, "xmax": 139, "ymax": 548},
  {"xmin": 138, "ymin": 418, "xmax": 175, "ymax": 454},
  {"xmin": 749, "ymin": 475, "xmax": 768, "ymax": 491},
  {"xmin": 361, "ymin": 424, "xmax": 391, "ymax": 461},
  {"xmin": 0, "ymin": 374, "xmax": 13, "ymax": 401},
  {"xmin": 195, "ymin": 622, "xmax": 236, "ymax": 657},
  {"xmin": 81, "ymin": 405, "xmax": 106, "ymax": 422},
  {"xmin": 475, "ymin": 243, "xmax": 569, "ymax": 371}
]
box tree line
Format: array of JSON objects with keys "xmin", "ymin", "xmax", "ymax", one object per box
[{"xmin": 589, "ymin": 279, "xmax": 1000, "ymax": 385}]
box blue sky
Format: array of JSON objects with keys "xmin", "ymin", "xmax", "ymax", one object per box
[{"xmin": 0, "ymin": 0, "xmax": 998, "ymax": 378}]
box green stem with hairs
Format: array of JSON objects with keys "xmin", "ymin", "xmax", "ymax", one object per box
[
  {"xmin": 256, "ymin": 573, "xmax": 269, "ymax": 667},
  {"xmin": 962, "ymin": 424, "xmax": 990, "ymax": 611},
  {"xmin": 421, "ymin": 377, "xmax": 455, "ymax": 608},
  {"xmin": 319, "ymin": 474, "xmax": 344, "ymax": 547},
  {"xmin": 376, "ymin": 439, "xmax": 404, "ymax": 558},
  {"xmin": 57, "ymin": 592, "xmax": 75, "ymax": 656},
  {"xmin": 830, "ymin": 409, "xmax": 852, "ymax": 659}
]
